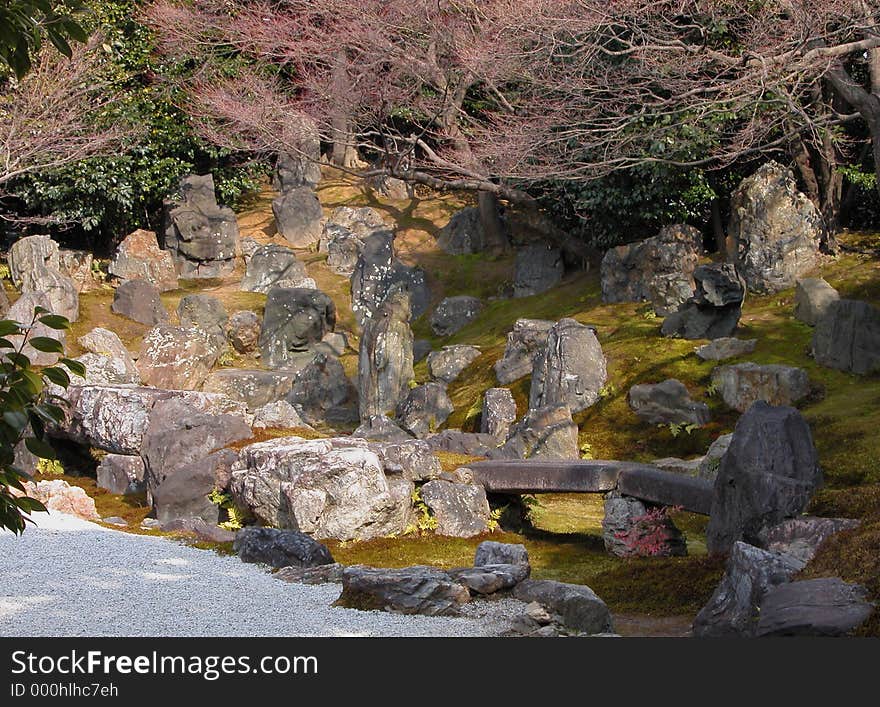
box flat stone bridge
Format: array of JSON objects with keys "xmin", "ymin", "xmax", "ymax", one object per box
[{"xmin": 469, "ymin": 460, "xmax": 713, "ymax": 515}]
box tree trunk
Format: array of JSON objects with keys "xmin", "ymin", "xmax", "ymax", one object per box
[
  {"xmin": 477, "ymin": 191, "xmax": 509, "ymax": 254},
  {"xmin": 329, "ymin": 50, "xmax": 360, "ymax": 169}
]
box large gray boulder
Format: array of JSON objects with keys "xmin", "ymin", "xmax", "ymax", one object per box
[
  {"xmin": 202, "ymin": 369, "xmax": 302, "ymax": 410},
  {"xmin": 6, "ymin": 292, "xmax": 65, "ymax": 366},
  {"xmin": 259, "ymin": 287, "xmax": 336, "ymax": 368},
  {"xmin": 323, "ymin": 206, "xmax": 388, "ymax": 239},
  {"xmin": 602, "ymin": 491, "xmax": 687, "ymax": 557},
  {"xmin": 529, "ymin": 318, "xmax": 606, "ymax": 413},
  {"xmin": 336, "ymin": 565, "xmax": 470, "ymax": 616},
  {"xmin": 756, "ymin": 578, "xmax": 873, "ymax": 637},
  {"xmin": 427, "ymin": 345, "xmax": 481, "ymax": 383},
  {"xmin": 8, "ymin": 235, "xmax": 60, "ymax": 288},
  {"xmin": 273, "ymin": 126, "xmax": 322, "ymax": 191},
  {"xmin": 695, "ymin": 337, "xmax": 757, "ymax": 361},
  {"xmin": 601, "ymin": 224, "xmax": 703, "ymax": 315},
  {"xmin": 272, "ymin": 186, "xmax": 323, "ymax": 248},
  {"xmin": 137, "ymin": 325, "xmax": 219, "ymax": 390},
  {"xmin": 494, "ymin": 318, "xmax": 554, "ymax": 384},
  {"xmin": 230, "ymin": 437, "xmax": 413, "ymax": 540},
  {"xmin": 711, "ymin": 362, "xmax": 810, "ymax": 412},
  {"xmin": 395, "ymin": 382, "xmax": 454, "ymax": 438},
  {"xmin": 513, "ymin": 580, "xmax": 613, "ymax": 634},
  {"xmin": 514, "ymin": 245, "xmax": 563, "ymax": 297},
  {"xmin": 108, "ymin": 229, "xmax": 178, "ymax": 291},
  {"xmin": 498, "ymin": 405, "xmax": 579, "ymax": 460},
  {"xmin": 706, "ymin": 401, "xmax": 822, "ymax": 555},
  {"xmin": 429, "ymin": 296, "xmax": 483, "ymax": 337},
  {"xmin": 372, "ymin": 439, "xmax": 441, "ymax": 481},
  {"xmin": 323, "ymin": 225, "xmax": 367, "ymax": 276},
  {"xmin": 358, "ymin": 286, "xmax": 414, "ymax": 420},
  {"xmin": 233, "ymin": 527, "xmax": 334, "ymax": 569},
  {"xmin": 627, "ymin": 379, "xmax": 710, "ymax": 426},
  {"xmin": 287, "ymin": 353, "xmax": 359, "ymax": 426},
  {"xmin": 728, "ymin": 162, "xmax": 824, "ymax": 294},
  {"xmin": 475, "ymin": 541, "xmax": 530, "ymax": 568},
  {"xmin": 692, "ymin": 541, "xmax": 805, "ymax": 637},
  {"xmin": 420, "ymin": 480, "xmax": 490, "ymax": 537},
  {"xmin": 352, "ymin": 415, "xmax": 414, "ymax": 444},
  {"xmin": 241, "ymin": 244, "xmax": 311, "ymax": 293},
  {"xmin": 73, "ymin": 328, "xmax": 140, "ymax": 387},
  {"xmin": 812, "ymin": 299, "xmax": 880, "ymax": 375},
  {"xmin": 111, "ymin": 279, "xmax": 168, "ymax": 326},
  {"xmin": 96, "ymin": 454, "xmax": 146, "ymax": 495},
  {"xmin": 251, "ymin": 400, "xmax": 311, "ymax": 430},
  {"xmin": 436, "ymin": 207, "xmax": 484, "ymax": 255},
  {"xmin": 20, "ymin": 266, "xmax": 79, "ymax": 322},
  {"xmin": 661, "ymin": 263, "xmax": 746, "ymax": 340},
  {"xmin": 58, "ymin": 249, "xmax": 96, "ymax": 293},
  {"xmin": 177, "ymin": 294, "xmax": 228, "ymax": 354},
  {"xmin": 163, "ymin": 173, "xmax": 239, "ymax": 278},
  {"xmin": 481, "ymin": 388, "xmax": 517, "ymax": 440},
  {"xmin": 794, "ymin": 277, "xmax": 839, "ymax": 326}
]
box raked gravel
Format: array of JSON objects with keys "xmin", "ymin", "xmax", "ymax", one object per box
[{"xmin": 0, "ymin": 512, "xmax": 525, "ymax": 637}]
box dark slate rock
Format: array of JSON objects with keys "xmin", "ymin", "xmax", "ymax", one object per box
[
  {"xmin": 429, "ymin": 296, "xmax": 483, "ymax": 337},
  {"xmin": 241, "ymin": 244, "xmax": 311, "ymax": 293},
  {"xmin": 336, "ymin": 565, "xmax": 470, "ymax": 616},
  {"xmin": 420, "ymin": 480, "xmax": 490, "ymax": 537},
  {"xmin": 259, "ymin": 287, "xmax": 336, "ymax": 368},
  {"xmin": 661, "ymin": 263, "xmax": 746, "ymax": 340},
  {"xmin": 812, "ymin": 299, "xmax": 880, "ymax": 375},
  {"xmin": 272, "ymin": 186, "xmax": 323, "ymax": 248},
  {"xmin": 474, "ymin": 541, "xmax": 530, "ymax": 569},
  {"xmin": 494, "ymin": 318, "xmax": 555, "ymax": 384},
  {"xmin": 111, "ymin": 279, "xmax": 168, "ymax": 326},
  {"xmin": 514, "ymin": 245, "xmax": 564, "ymax": 297},
  {"xmin": 627, "ymin": 378, "xmax": 710, "ymax": 426},
  {"xmin": 513, "ymin": 579, "xmax": 613, "ymax": 635},
  {"xmin": 756, "ymin": 578, "xmax": 873, "ymax": 637},
  {"xmin": 234, "ymin": 527, "xmax": 335, "ymax": 569}
]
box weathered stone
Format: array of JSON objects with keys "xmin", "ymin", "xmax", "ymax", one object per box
[
  {"xmin": 358, "ymin": 286, "xmax": 414, "ymax": 420},
  {"xmin": 627, "ymin": 379, "xmax": 710, "ymax": 426},
  {"xmin": 259, "ymin": 287, "xmax": 336, "ymax": 368},
  {"xmin": 202, "ymin": 369, "xmax": 301, "ymax": 410},
  {"xmin": 757, "ymin": 516, "xmax": 860, "ymax": 565},
  {"xmin": 273, "ymin": 126, "xmax": 322, "ymax": 191},
  {"xmin": 352, "ymin": 415, "xmax": 414, "ymax": 443},
  {"xmin": 469, "ymin": 459, "xmax": 628, "ymax": 494},
  {"xmin": 78, "ymin": 327, "xmax": 129, "ymax": 359},
  {"xmin": 8, "ymin": 235, "xmax": 60, "ymax": 288},
  {"xmin": 234, "ymin": 527, "xmax": 335, "ymax": 569},
  {"xmin": 272, "ymin": 186, "xmax": 323, "ymax": 248},
  {"xmin": 436, "ymin": 207, "xmax": 506, "ymax": 255},
  {"xmin": 601, "ymin": 224, "xmax": 703, "ymax": 315},
  {"xmin": 427, "ymin": 345, "xmax": 481, "ymax": 384},
  {"xmin": 159, "ymin": 517, "xmax": 235, "ymax": 543},
  {"xmin": 514, "ymin": 245, "xmax": 563, "ymax": 297},
  {"xmin": 230, "ymin": 437, "xmax": 412, "ymax": 540},
  {"xmin": 494, "ymin": 319, "xmax": 554, "ymax": 384},
  {"xmin": 728, "ymin": 162, "xmax": 824, "ymax": 294},
  {"xmin": 413, "ymin": 339, "xmax": 432, "ymax": 363},
  {"xmin": 513, "ymin": 579, "xmax": 613, "ymax": 634},
  {"xmin": 372, "ymin": 439, "xmax": 441, "ymax": 481},
  {"xmin": 652, "ymin": 457, "xmax": 703, "ymax": 475},
  {"xmin": 239, "ymin": 237, "xmax": 262, "ymax": 263},
  {"xmin": 420, "ymin": 480, "xmax": 490, "ymax": 537},
  {"xmin": 226, "ymin": 310, "xmax": 261, "ymax": 354},
  {"xmin": 481, "ymin": 388, "xmax": 517, "ymax": 441},
  {"xmin": 275, "ymin": 563, "xmax": 346, "ymax": 585},
  {"xmin": 252, "ymin": 400, "xmax": 311, "ymax": 429},
  {"xmin": 425, "ymin": 430, "xmax": 498, "ymax": 457},
  {"xmin": 692, "ymin": 541, "xmax": 805, "ymax": 637},
  {"xmin": 617, "ymin": 465, "xmax": 714, "ymax": 514},
  {"xmin": 322, "ymin": 225, "xmax": 365, "ymax": 276},
  {"xmin": 316, "ymin": 331, "xmax": 347, "ymax": 357},
  {"xmin": 96, "ymin": 454, "xmax": 146, "ymax": 495},
  {"xmin": 137, "ymin": 325, "xmax": 219, "ymax": 390},
  {"xmin": 706, "ymin": 401, "xmax": 821, "ymax": 555},
  {"xmin": 108, "ymin": 229, "xmax": 178, "ymax": 291},
  {"xmin": 241, "ymin": 244, "xmax": 310, "ymax": 293},
  {"xmin": 429, "ymin": 296, "xmax": 483, "ymax": 337},
  {"xmin": 163, "ymin": 174, "xmax": 239, "ymax": 278},
  {"xmin": 795, "ymin": 277, "xmax": 839, "ymax": 326},
  {"xmin": 602, "ymin": 491, "xmax": 687, "ymax": 557},
  {"xmin": 448, "ymin": 564, "xmax": 528, "ymax": 595},
  {"xmin": 177, "ymin": 294, "xmax": 228, "ymax": 353},
  {"xmin": 22, "ymin": 479, "xmax": 99, "ymax": 521},
  {"xmin": 661, "ymin": 263, "xmax": 746, "ymax": 340},
  {"xmin": 74, "ymin": 327, "xmax": 139, "ymax": 386},
  {"xmin": 324, "ymin": 206, "xmax": 388, "ymax": 239},
  {"xmin": 695, "ymin": 337, "xmax": 757, "ymax": 361},
  {"xmin": 287, "ymin": 353, "xmax": 359, "ymax": 426},
  {"xmin": 111, "ymin": 279, "xmax": 168, "ymax": 326},
  {"xmin": 395, "ymin": 382, "xmax": 454, "ymax": 438},
  {"xmin": 498, "ymin": 405, "xmax": 579, "ymax": 460},
  {"xmin": 697, "ymin": 433, "xmax": 733, "ymax": 482},
  {"xmin": 530, "ymin": 319, "xmax": 606, "ymax": 413},
  {"xmin": 336, "ymin": 565, "xmax": 470, "ymax": 616},
  {"xmin": 756, "ymin": 578, "xmax": 873, "ymax": 637},
  {"xmin": 475, "ymin": 541, "xmax": 530, "ymax": 568},
  {"xmin": 6, "ymin": 292, "xmax": 65, "ymax": 366},
  {"xmin": 812, "ymin": 299, "xmax": 880, "ymax": 375},
  {"xmin": 20, "ymin": 266, "xmax": 79, "ymax": 322},
  {"xmin": 711, "ymin": 363, "xmax": 810, "ymax": 413}
]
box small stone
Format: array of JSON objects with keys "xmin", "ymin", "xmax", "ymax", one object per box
[{"xmin": 102, "ymin": 516, "xmax": 128, "ymax": 527}]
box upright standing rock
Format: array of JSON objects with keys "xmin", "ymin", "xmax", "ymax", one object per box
[
  {"xmin": 287, "ymin": 353, "xmax": 359, "ymax": 426},
  {"xmin": 241, "ymin": 244, "xmax": 311, "ymax": 293},
  {"xmin": 111, "ymin": 279, "xmax": 168, "ymax": 326},
  {"xmin": 494, "ymin": 319, "xmax": 555, "ymax": 384},
  {"xmin": 20, "ymin": 266, "xmax": 79, "ymax": 322},
  {"xmin": 273, "ymin": 121, "xmax": 322, "ymax": 192},
  {"xmin": 136, "ymin": 325, "xmax": 220, "ymax": 390},
  {"xmin": 259, "ymin": 287, "xmax": 337, "ymax": 368},
  {"xmin": 6, "ymin": 292, "xmax": 65, "ymax": 366},
  {"xmin": 177, "ymin": 294, "xmax": 228, "ymax": 354},
  {"xmin": 108, "ymin": 229, "xmax": 178, "ymax": 291},
  {"xmin": 481, "ymin": 388, "xmax": 517, "ymax": 440},
  {"xmin": 514, "ymin": 245, "xmax": 564, "ymax": 297},
  {"xmin": 812, "ymin": 299, "xmax": 880, "ymax": 375},
  {"xmin": 498, "ymin": 405, "xmax": 580, "ymax": 460},
  {"xmin": 661, "ymin": 263, "xmax": 746, "ymax": 340},
  {"xmin": 272, "ymin": 186, "xmax": 324, "ymax": 248},
  {"xmin": 529, "ymin": 319, "xmax": 607, "ymax": 414},
  {"xmin": 7, "ymin": 235, "xmax": 59, "ymax": 289},
  {"xmin": 358, "ymin": 286, "xmax": 414, "ymax": 420},
  {"xmin": 395, "ymin": 382, "xmax": 454, "ymax": 438},
  {"xmin": 794, "ymin": 277, "xmax": 839, "ymax": 326}
]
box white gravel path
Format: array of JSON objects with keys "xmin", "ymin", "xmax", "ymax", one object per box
[{"xmin": 0, "ymin": 512, "xmax": 523, "ymax": 637}]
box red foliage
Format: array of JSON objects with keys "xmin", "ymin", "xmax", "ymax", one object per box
[{"xmin": 614, "ymin": 505, "xmax": 683, "ymax": 558}]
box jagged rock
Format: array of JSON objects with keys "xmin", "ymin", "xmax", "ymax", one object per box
[
  {"xmin": 226, "ymin": 310, "xmax": 261, "ymax": 354},
  {"xmin": 692, "ymin": 541, "xmax": 805, "ymax": 637},
  {"xmin": 627, "ymin": 379, "xmax": 710, "ymax": 426},
  {"xmin": 513, "ymin": 580, "xmax": 613, "ymax": 635},
  {"xmin": 336, "ymin": 565, "xmax": 470, "ymax": 616},
  {"xmin": 203, "ymin": 369, "xmax": 302, "ymax": 410},
  {"xmin": 230, "ymin": 437, "xmax": 413, "ymax": 540},
  {"xmin": 271, "ymin": 186, "xmax": 323, "ymax": 248},
  {"xmin": 96, "ymin": 454, "xmax": 146, "ymax": 495},
  {"xmin": 756, "ymin": 578, "xmax": 873, "ymax": 637},
  {"xmin": 352, "ymin": 415, "xmax": 414, "ymax": 443},
  {"xmin": 697, "ymin": 433, "xmax": 733, "ymax": 481},
  {"xmin": 6, "ymin": 292, "xmax": 65, "ymax": 366},
  {"xmin": 494, "ymin": 319, "xmax": 554, "ymax": 384},
  {"xmin": 661, "ymin": 263, "xmax": 746, "ymax": 340},
  {"xmin": 275, "ymin": 563, "xmax": 346, "ymax": 585},
  {"xmin": 812, "ymin": 299, "xmax": 880, "ymax": 375},
  {"xmin": 273, "ymin": 127, "xmax": 322, "ymax": 191},
  {"xmin": 22, "ymin": 479, "xmax": 99, "ymax": 521},
  {"xmin": 435, "ymin": 206, "xmax": 506, "ymax": 255},
  {"xmin": 420, "ymin": 480, "xmax": 490, "ymax": 537},
  {"xmin": 163, "ymin": 174, "xmax": 239, "ymax": 278},
  {"xmin": 711, "ymin": 362, "xmax": 810, "ymax": 413},
  {"xmin": 514, "ymin": 245, "xmax": 563, "ymax": 297},
  {"xmin": 728, "ymin": 162, "xmax": 824, "ymax": 294},
  {"xmin": 74, "ymin": 327, "xmax": 139, "ymax": 386},
  {"xmin": 324, "ymin": 206, "xmax": 388, "ymax": 239},
  {"xmin": 323, "ymin": 225, "xmax": 366, "ymax": 276},
  {"xmin": 695, "ymin": 337, "xmax": 757, "ymax": 361},
  {"xmin": 426, "ymin": 430, "xmax": 499, "ymax": 457},
  {"xmin": 234, "ymin": 527, "xmax": 334, "ymax": 569},
  {"xmin": 316, "ymin": 331, "xmax": 347, "ymax": 357},
  {"xmin": 367, "ymin": 175, "xmax": 411, "ymax": 200},
  {"xmin": 475, "ymin": 541, "xmax": 530, "ymax": 568},
  {"xmin": 794, "ymin": 277, "xmax": 839, "ymax": 326},
  {"xmin": 372, "ymin": 439, "xmax": 441, "ymax": 481},
  {"xmin": 0, "ymin": 288, "xmax": 8, "ymax": 318},
  {"xmin": 427, "ymin": 345, "xmax": 481, "ymax": 383},
  {"xmin": 602, "ymin": 491, "xmax": 687, "ymax": 557},
  {"xmin": 601, "ymin": 224, "xmax": 703, "ymax": 315},
  {"xmin": 58, "ymin": 249, "xmax": 96, "ymax": 293},
  {"xmin": 252, "ymin": 400, "xmax": 311, "ymax": 429},
  {"xmin": 358, "ymin": 286, "xmax": 414, "ymax": 420},
  {"xmin": 240, "ymin": 244, "xmax": 309, "ymax": 293},
  {"xmin": 757, "ymin": 516, "xmax": 860, "ymax": 565},
  {"xmin": 8, "ymin": 235, "xmax": 60, "ymax": 288},
  {"xmin": 449, "ymin": 564, "xmax": 529, "ymax": 595},
  {"xmin": 111, "ymin": 279, "xmax": 168, "ymax": 326},
  {"xmin": 481, "ymin": 388, "xmax": 518, "ymax": 441},
  {"xmin": 498, "ymin": 405, "xmax": 579, "ymax": 460},
  {"xmin": 20, "ymin": 266, "xmax": 79, "ymax": 322},
  {"xmin": 137, "ymin": 325, "xmax": 219, "ymax": 390},
  {"xmin": 413, "ymin": 339, "xmax": 432, "ymax": 363},
  {"xmin": 239, "ymin": 237, "xmax": 261, "ymax": 262},
  {"xmin": 529, "ymin": 318, "xmax": 607, "ymax": 413},
  {"xmin": 108, "ymin": 229, "xmax": 178, "ymax": 291},
  {"xmin": 287, "ymin": 353, "xmax": 359, "ymax": 425},
  {"xmin": 429, "ymin": 296, "xmax": 483, "ymax": 337},
  {"xmin": 177, "ymin": 294, "xmax": 228, "ymax": 354},
  {"xmin": 396, "ymin": 382, "xmax": 454, "ymax": 438},
  {"xmin": 259, "ymin": 287, "xmax": 336, "ymax": 368},
  {"xmin": 706, "ymin": 401, "xmax": 822, "ymax": 555}
]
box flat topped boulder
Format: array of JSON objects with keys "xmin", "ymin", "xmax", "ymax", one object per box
[
  {"xmin": 470, "ymin": 459, "xmax": 633, "ymax": 494},
  {"xmin": 202, "ymin": 368, "xmax": 303, "ymax": 410},
  {"xmin": 711, "ymin": 362, "xmax": 810, "ymax": 412},
  {"xmin": 241, "ymin": 244, "xmax": 311, "ymax": 293},
  {"xmin": 617, "ymin": 464, "xmax": 714, "ymax": 514}
]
